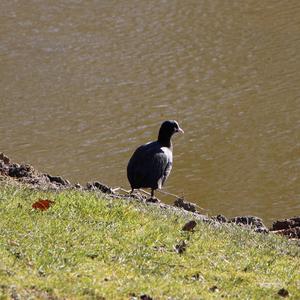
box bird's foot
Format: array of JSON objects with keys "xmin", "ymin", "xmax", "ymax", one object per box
[{"xmin": 146, "ymin": 197, "xmax": 160, "ymax": 203}]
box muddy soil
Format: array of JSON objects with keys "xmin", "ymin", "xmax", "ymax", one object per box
[{"xmin": 0, "ymin": 153, "xmax": 299, "ymax": 240}]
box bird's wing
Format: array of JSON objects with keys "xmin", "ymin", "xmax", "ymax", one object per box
[
  {"xmin": 150, "ymin": 151, "xmax": 170, "ymax": 189},
  {"xmin": 127, "ymin": 142, "xmax": 156, "ymax": 188}
]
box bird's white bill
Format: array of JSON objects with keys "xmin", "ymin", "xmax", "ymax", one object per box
[{"xmin": 178, "ymin": 127, "xmax": 184, "ymax": 134}]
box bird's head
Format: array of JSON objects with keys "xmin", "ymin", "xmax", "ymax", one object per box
[{"xmin": 158, "ymin": 120, "xmax": 184, "ymax": 143}]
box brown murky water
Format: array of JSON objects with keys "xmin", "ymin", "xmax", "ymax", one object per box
[{"xmin": 1, "ymin": 1, "xmax": 300, "ymax": 224}]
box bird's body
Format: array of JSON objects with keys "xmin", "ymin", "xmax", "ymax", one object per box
[
  {"xmin": 127, "ymin": 120, "xmax": 183, "ymax": 198},
  {"xmin": 127, "ymin": 141, "xmax": 173, "ymax": 190}
]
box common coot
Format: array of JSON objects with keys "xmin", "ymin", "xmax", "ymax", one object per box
[{"xmin": 127, "ymin": 120, "xmax": 184, "ymax": 198}]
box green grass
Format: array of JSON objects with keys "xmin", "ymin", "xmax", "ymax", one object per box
[{"xmin": 0, "ymin": 183, "xmax": 299, "ymax": 299}]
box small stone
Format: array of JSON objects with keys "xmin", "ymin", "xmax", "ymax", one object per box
[
  {"xmin": 272, "ymin": 220, "xmax": 294, "ymax": 231},
  {"xmin": 46, "ymin": 174, "xmax": 70, "ymax": 186},
  {"xmin": 230, "ymin": 216, "xmax": 268, "ymax": 232},
  {"xmin": 209, "ymin": 285, "xmax": 219, "ymax": 292},
  {"xmin": 9, "ymin": 163, "xmax": 34, "ymax": 178},
  {"xmin": 272, "ymin": 218, "xmax": 300, "ymax": 231},
  {"xmin": 191, "ymin": 273, "xmax": 204, "ymax": 282},
  {"xmin": 254, "ymin": 227, "xmax": 269, "ymax": 234},
  {"xmin": 273, "ymin": 227, "xmax": 300, "ymax": 239},
  {"xmin": 174, "ymin": 197, "xmax": 197, "ymax": 212},
  {"xmin": 86, "ymin": 181, "xmax": 113, "ymax": 193},
  {"xmin": 212, "ymin": 214, "xmax": 228, "ymax": 223},
  {"xmin": 174, "ymin": 240, "xmax": 187, "ymax": 254}
]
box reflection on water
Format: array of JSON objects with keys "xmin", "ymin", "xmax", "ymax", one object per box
[{"xmin": 1, "ymin": 0, "xmax": 299, "ymax": 224}]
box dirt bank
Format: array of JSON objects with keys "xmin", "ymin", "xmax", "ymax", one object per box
[{"xmin": 0, "ymin": 153, "xmax": 299, "ymax": 240}]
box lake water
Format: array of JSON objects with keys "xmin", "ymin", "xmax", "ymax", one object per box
[{"xmin": 1, "ymin": 0, "xmax": 299, "ymax": 224}]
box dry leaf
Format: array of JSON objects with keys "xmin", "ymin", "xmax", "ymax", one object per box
[
  {"xmin": 278, "ymin": 288, "xmax": 289, "ymax": 298},
  {"xmin": 32, "ymin": 199, "xmax": 55, "ymax": 211},
  {"xmin": 182, "ymin": 220, "xmax": 197, "ymax": 231}
]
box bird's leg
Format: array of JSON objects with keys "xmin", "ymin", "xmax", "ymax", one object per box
[
  {"xmin": 128, "ymin": 188, "xmax": 137, "ymax": 200},
  {"xmin": 146, "ymin": 189, "xmax": 159, "ymax": 203},
  {"xmin": 151, "ymin": 189, "xmax": 154, "ymax": 198}
]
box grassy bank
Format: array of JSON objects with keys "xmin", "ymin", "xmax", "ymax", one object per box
[{"xmin": 0, "ymin": 183, "xmax": 299, "ymax": 299}]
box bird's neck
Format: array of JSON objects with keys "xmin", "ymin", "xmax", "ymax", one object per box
[{"xmin": 158, "ymin": 134, "xmax": 173, "ymax": 148}]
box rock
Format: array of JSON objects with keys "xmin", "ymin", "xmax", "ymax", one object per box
[
  {"xmin": 272, "ymin": 217, "xmax": 300, "ymax": 231},
  {"xmin": 182, "ymin": 220, "xmax": 197, "ymax": 231},
  {"xmin": 272, "ymin": 227, "xmax": 300, "ymax": 239},
  {"xmin": 272, "ymin": 220, "xmax": 294, "ymax": 231},
  {"xmin": 270, "ymin": 217, "xmax": 300, "ymax": 239},
  {"xmin": 0, "ymin": 154, "xmax": 72, "ymax": 190},
  {"xmin": 8, "ymin": 163, "xmax": 34, "ymax": 178},
  {"xmin": 86, "ymin": 181, "xmax": 114, "ymax": 194},
  {"xmin": 230, "ymin": 216, "xmax": 269, "ymax": 233},
  {"xmin": 254, "ymin": 226, "xmax": 269, "ymax": 233},
  {"xmin": 174, "ymin": 197, "xmax": 197, "ymax": 212},
  {"xmin": 230, "ymin": 216, "xmax": 262, "ymax": 226},
  {"xmin": 212, "ymin": 214, "xmax": 228, "ymax": 223},
  {"xmin": 46, "ymin": 174, "xmax": 70, "ymax": 186}
]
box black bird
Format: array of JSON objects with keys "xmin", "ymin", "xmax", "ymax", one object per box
[{"xmin": 127, "ymin": 120, "xmax": 184, "ymax": 199}]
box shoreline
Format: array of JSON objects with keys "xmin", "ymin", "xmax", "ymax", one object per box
[{"xmin": 0, "ymin": 152, "xmax": 299, "ymax": 240}]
